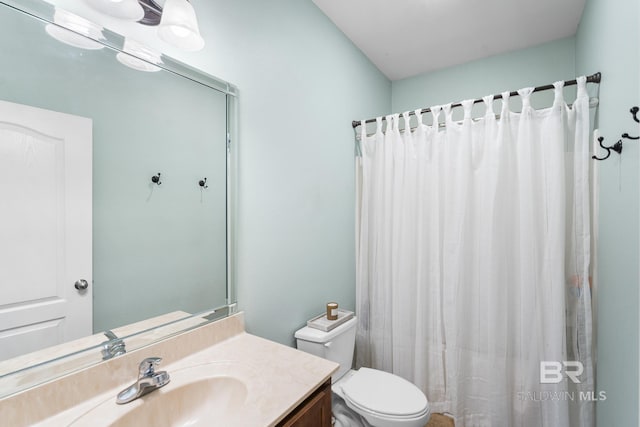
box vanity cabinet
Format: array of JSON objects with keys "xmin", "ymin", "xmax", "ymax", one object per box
[{"xmin": 277, "ymin": 379, "xmax": 332, "ymax": 427}]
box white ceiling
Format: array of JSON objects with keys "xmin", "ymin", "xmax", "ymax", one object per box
[{"xmin": 312, "ymin": 0, "xmax": 586, "ymax": 81}]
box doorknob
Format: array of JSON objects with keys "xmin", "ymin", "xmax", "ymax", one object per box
[{"xmin": 74, "ymin": 279, "xmax": 89, "ymax": 291}]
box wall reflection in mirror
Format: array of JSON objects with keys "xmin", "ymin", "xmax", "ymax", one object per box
[{"xmin": 0, "ymin": 0, "xmax": 236, "ymax": 394}]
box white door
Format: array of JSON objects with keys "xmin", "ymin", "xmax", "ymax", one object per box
[{"xmin": 0, "ymin": 100, "xmax": 92, "ymax": 361}]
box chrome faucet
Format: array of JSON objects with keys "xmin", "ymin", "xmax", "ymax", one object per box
[
  {"xmin": 101, "ymin": 330, "xmax": 126, "ymax": 360},
  {"xmin": 116, "ymin": 357, "xmax": 170, "ymax": 404}
]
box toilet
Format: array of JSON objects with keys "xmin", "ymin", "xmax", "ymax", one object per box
[{"xmin": 295, "ymin": 317, "xmax": 431, "ymax": 427}]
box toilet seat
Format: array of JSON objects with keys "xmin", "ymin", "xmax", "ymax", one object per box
[{"xmin": 340, "ymin": 368, "xmax": 429, "ymax": 419}]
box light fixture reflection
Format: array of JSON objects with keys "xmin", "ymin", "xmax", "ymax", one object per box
[
  {"xmin": 116, "ymin": 38, "xmax": 163, "ymax": 72},
  {"xmin": 45, "ymin": 9, "xmax": 105, "ymax": 50},
  {"xmin": 157, "ymin": 0, "xmax": 205, "ymax": 52},
  {"xmin": 84, "ymin": 0, "xmax": 145, "ymax": 21}
]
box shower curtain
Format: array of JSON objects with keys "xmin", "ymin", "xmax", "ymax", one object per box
[{"xmin": 355, "ymin": 77, "xmax": 594, "ymax": 427}]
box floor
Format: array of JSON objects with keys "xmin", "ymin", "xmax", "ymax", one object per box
[{"xmin": 426, "ymin": 413, "xmax": 455, "ymax": 427}]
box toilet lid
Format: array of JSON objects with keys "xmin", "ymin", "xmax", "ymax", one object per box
[{"xmin": 340, "ymin": 368, "xmax": 428, "ymax": 417}]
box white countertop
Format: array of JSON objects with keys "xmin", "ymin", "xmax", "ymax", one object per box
[{"xmin": 1, "ymin": 313, "xmax": 339, "ymax": 427}]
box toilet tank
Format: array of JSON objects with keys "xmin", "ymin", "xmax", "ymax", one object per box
[{"xmin": 294, "ymin": 316, "xmax": 357, "ymax": 383}]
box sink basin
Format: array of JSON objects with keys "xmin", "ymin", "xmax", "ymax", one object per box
[
  {"xmin": 70, "ymin": 362, "xmax": 257, "ymax": 427},
  {"xmin": 112, "ymin": 376, "xmax": 247, "ymax": 427}
]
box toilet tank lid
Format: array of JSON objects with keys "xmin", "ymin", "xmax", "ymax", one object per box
[{"xmin": 295, "ymin": 316, "xmax": 357, "ymax": 343}]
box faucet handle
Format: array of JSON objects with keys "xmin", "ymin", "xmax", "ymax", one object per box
[
  {"xmin": 101, "ymin": 331, "xmax": 126, "ymax": 360},
  {"xmin": 104, "ymin": 330, "xmax": 118, "ymax": 341},
  {"xmin": 138, "ymin": 357, "xmax": 162, "ymax": 378}
]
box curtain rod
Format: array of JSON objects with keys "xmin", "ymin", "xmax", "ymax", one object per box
[{"xmin": 351, "ymin": 72, "xmax": 602, "ymax": 129}]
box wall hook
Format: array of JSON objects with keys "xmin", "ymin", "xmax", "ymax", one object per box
[
  {"xmin": 199, "ymin": 177, "xmax": 208, "ymax": 189},
  {"xmin": 151, "ymin": 173, "xmax": 162, "ymax": 185},
  {"xmin": 592, "ymin": 137, "xmax": 622, "ymax": 161},
  {"xmin": 592, "ymin": 106, "xmax": 639, "ymax": 161},
  {"xmin": 622, "ymin": 106, "xmax": 639, "ymax": 140}
]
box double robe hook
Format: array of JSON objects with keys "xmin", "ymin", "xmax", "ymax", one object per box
[{"xmin": 592, "ymin": 107, "xmax": 639, "ymax": 161}]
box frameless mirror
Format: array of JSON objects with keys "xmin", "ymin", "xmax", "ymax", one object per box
[{"xmin": 0, "ymin": 0, "xmax": 237, "ymax": 397}]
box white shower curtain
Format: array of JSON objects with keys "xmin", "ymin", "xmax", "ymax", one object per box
[{"xmin": 355, "ymin": 77, "xmax": 594, "ymax": 427}]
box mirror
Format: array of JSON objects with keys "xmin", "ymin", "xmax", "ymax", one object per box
[{"xmin": 0, "ymin": 0, "xmax": 237, "ymax": 396}]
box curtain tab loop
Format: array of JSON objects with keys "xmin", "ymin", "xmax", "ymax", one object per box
[
  {"xmin": 576, "ymin": 75, "xmax": 587, "ymax": 99},
  {"xmin": 402, "ymin": 112, "xmax": 411, "ymax": 132},
  {"xmin": 414, "ymin": 108, "xmax": 423, "ymax": 126},
  {"xmin": 500, "ymin": 91, "xmax": 511, "ymax": 115},
  {"xmin": 461, "ymin": 99, "xmax": 473, "ymax": 120},
  {"xmin": 443, "ymin": 103, "xmax": 453, "ymax": 123},
  {"xmin": 360, "ymin": 120, "xmax": 366, "ymax": 140},
  {"xmin": 483, "ymin": 95, "xmax": 494, "ymax": 116},
  {"xmin": 375, "ymin": 117, "xmax": 383, "ymax": 134},
  {"xmin": 553, "ymin": 81, "xmax": 564, "ymax": 106},
  {"xmin": 517, "ymin": 87, "xmax": 534, "ymax": 110},
  {"xmin": 392, "ymin": 113, "xmax": 400, "ymax": 132},
  {"xmin": 385, "ymin": 114, "xmax": 394, "ymax": 132},
  {"xmin": 431, "ymin": 105, "xmax": 442, "ymax": 128}
]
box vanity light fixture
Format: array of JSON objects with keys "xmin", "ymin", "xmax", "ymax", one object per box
[
  {"xmin": 157, "ymin": 0, "xmax": 205, "ymax": 52},
  {"xmin": 84, "ymin": 0, "xmax": 205, "ymax": 52},
  {"xmin": 45, "ymin": 9, "xmax": 105, "ymax": 50},
  {"xmin": 84, "ymin": 0, "xmax": 144, "ymax": 21},
  {"xmin": 116, "ymin": 38, "xmax": 163, "ymax": 72}
]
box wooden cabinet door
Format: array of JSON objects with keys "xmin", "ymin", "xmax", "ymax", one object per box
[{"xmin": 278, "ymin": 380, "xmax": 332, "ymax": 427}]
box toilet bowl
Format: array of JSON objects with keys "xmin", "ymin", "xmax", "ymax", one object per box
[
  {"xmin": 333, "ymin": 369, "xmax": 430, "ymax": 427},
  {"xmin": 295, "ymin": 317, "xmax": 431, "ymax": 427}
]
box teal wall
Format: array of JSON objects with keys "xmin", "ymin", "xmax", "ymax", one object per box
[
  {"xmin": 154, "ymin": 0, "xmax": 392, "ymax": 345},
  {"xmin": 43, "ymin": 0, "xmax": 391, "ymax": 345},
  {"xmin": 575, "ymin": 0, "xmax": 640, "ymax": 425},
  {"xmin": 392, "ymin": 36, "xmax": 577, "ymax": 115}
]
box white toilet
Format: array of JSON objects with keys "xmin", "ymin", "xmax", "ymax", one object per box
[{"xmin": 295, "ymin": 317, "xmax": 431, "ymax": 427}]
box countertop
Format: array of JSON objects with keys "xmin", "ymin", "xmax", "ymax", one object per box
[{"xmin": 1, "ymin": 313, "xmax": 339, "ymax": 427}]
